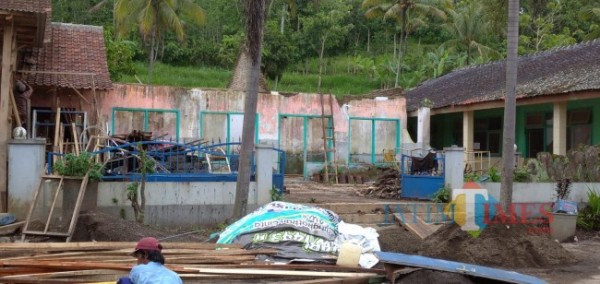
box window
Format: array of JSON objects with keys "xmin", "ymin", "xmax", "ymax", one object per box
[
  {"xmin": 112, "ymin": 108, "xmax": 180, "ymax": 140},
  {"xmin": 567, "ymin": 109, "xmax": 592, "ymax": 150},
  {"xmin": 474, "ymin": 116, "xmax": 502, "ymax": 155},
  {"xmin": 525, "ymin": 112, "xmax": 553, "ymax": 158}
]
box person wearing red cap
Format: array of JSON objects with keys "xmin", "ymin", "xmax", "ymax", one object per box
[{"xmin": 118, "ymin": 237, "xmax": 182, "ymax": 284}]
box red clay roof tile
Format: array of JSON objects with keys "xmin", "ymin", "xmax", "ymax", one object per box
[{"xmin": 27, "ymin": 23, "xmax": 112, "ymax": 90}]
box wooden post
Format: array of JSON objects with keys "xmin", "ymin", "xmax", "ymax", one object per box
[
  {"xmin": 9, "ymin": 88, "xmax": 21, "ymax": 127},
  {"xmin": 0, "ymin": 19, "xmax": 15, "ymax": 212}
]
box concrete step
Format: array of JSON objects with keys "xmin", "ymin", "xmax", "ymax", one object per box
[
  {"xmin": 314, "ymin": 202, "xmax": 447, "ymax": 215},
  {"xmin": 336, "ymin": 213, "xmax": 394, "ymax": 224}
]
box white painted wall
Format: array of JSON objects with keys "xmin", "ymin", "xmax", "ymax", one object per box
[
  {"xmin": 481, "ymin": 182, "xmax": 600, "ymax": 203},
  {"xmin": 97, "ymin": 181, "xmax": 259, "ymax": 225}
]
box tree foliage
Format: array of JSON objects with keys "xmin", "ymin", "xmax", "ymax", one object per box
[
  {"xmin": 51, "ymin": 0, "xmax": 600, "ymax": 91},
  {"xmin": 114, "ymin": 0, "xmax": 207, "ymax": 81}
]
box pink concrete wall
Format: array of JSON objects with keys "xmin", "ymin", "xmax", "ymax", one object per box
[{"xmin": 29, "ymin": 84, "xmax": 407, "ymax": 158}]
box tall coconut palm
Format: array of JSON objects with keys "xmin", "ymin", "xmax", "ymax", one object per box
[
  {"xmin": 500, "ymin": 0, "xmax": 520, "ymax": 212},
  {"xmin": 114, "ymin": 0, "xmax": 206, "ymax": 81},
  {"xmin": 362, "ymin": 0, "xmax": 450, "ymax": 87},
  {"xmin": 442, "ymin": 1, "xmax": 500, "ymax": 65},
  {"xmin": 233, "ymin": 0, "xmax": 266, "ymax": 220}
]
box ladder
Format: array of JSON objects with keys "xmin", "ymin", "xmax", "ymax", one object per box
[
  {"xmin": 320, "ymin": 93, "xmax": 338, "ymax": 183},
  {"xmin": 21, "ymin": 173, "xmax": 90, "ymax": 242}
]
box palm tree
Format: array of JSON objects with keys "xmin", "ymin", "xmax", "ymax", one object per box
[
  {"xmin": 362, "ymin": 0, "xmax": 450, "ymax": 88},
  {"xmin": 500, "ymin": 0, "xmax": 520, "ymax": 212},
  {"xmin": 442, "ymin": 2, "xmax": 500, "ymax": 65},
  {"xmin": 114, "ymin": 0, "xmax": 206, "ymax": 81},
  {"xmin": 233, "ymin": 0, "xmax": 266, "ymax": 220}
]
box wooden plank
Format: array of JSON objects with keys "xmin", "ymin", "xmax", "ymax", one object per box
[
  {"xmin": 183, "ymin": 268, "xmax": 378, "ymax": 278},
  {"xmin": 0, "ymin": 221, "xmax": 24, "ymax": 235},
  {"xmin": 0, "ymin": 242, "xmax": 240, "ymax": 251},
  {"xmin": 0, "ymin": 15, "xmax": 15, "ymax": 212},
  {"xmin": 9, "ymin": 88, "xmax": 21, "ymax": 127},
  {"xmin": 71, "ymin": 123, "xmax": 80, "ymax": 155},
  {"xmin": 278, "ymin": 276, "xmax": 372, "ymax": 284},
  {"xmin": 66, "ymin": 174, "xmax": 88, "ymax": 242},
  {"xmin": 52, "ymin": 107, "xmax": 61, "ymax": 156},
  {"xmin": 20, "ymin": 230, "xmax": 70, "ymax": 237},
  {"xmin": 44, "ymin": 177, "xmax": 63, "ymax": 233},
  {"xmin": 394, "ymin": 213, "xmax": 442, "ymax": 239},
  {"xmin": 0, "ymin": 269, "xmax": 121, "ymax": 279}
]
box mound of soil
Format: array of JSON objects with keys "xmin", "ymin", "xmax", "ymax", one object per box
[
  {"xmin": 418, "ymin": 222, "xmax": 578, "ymax": 269},
  {"xmin": 71, "ymin": 211, "xmax": 211, "ymax": 242}
]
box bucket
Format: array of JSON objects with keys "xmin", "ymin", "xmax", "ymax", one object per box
[{"xmin": 336, "ymin": 242, "xmax": 362, "ymax": 267}]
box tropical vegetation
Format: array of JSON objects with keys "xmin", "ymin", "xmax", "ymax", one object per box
[{"xmin": 51, "ymin": 0, "xmax": 600, "ymax": 97}]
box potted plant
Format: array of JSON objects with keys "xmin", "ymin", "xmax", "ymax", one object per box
[
  {"xmin": 53, "ymin": 152, "xmax": 104, "ymax": 221},
  {"xmin": 549, "ymin": 178, "xmax": 578, "ymax": 242}
]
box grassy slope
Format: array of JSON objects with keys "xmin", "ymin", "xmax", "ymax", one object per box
[{"xmin": 116, "ymin": 41, "xmax": 436, "ymax": 98}]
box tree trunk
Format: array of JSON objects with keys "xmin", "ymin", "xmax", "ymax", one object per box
[
  {"xmin": 500, "ymin": 0, "xmax": 520, "ymax": 212},
  {"xmin": 148, "ymin": 29, "xmax": 156, "ymax": 83},
  {"xmin": 367, "ymin": 28, "xmax": 370, "ymax": 53},
  {"xmin": 233, "ymin": 0, "xmax": 265, "ymax": 220},
  {"xmin": 280, "ymin": 3, "xmax": 286, "ymax": 34},
  {"xmin": 317, "ymin": 35, "xmax": 327, "ymax": 93},
  {"xmin": 395, "ymin": 7, "xmax": 408, "ymax": 88}
]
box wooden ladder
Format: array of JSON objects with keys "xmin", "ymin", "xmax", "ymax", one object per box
[
  {"xmin": 320, "ymin": 93, "xmax": 338, "ymax": 183},
  {"xmin": 21, "ymin": 173, "xmax": 90, "ymax": 242}
]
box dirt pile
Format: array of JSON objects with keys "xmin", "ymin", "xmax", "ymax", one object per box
[
  {"xmin": 357, "ymin": 169, "xmax": 400, "ymax": 199},
  {"xmin": 418, "ymin": 222, "xmax": 578, "ymax": 268},
  {"xmin": 71, "ymin": 211, "xmax": 210, "ymax": 242}
]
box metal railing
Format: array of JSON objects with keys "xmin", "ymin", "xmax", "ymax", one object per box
[{"xmin": 46, "ymin": 139, "xmax": 285, "ymax": 187}]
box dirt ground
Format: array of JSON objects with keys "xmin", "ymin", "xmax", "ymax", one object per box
[
  {"xmin": 6, "ymin": 176, "xmax": 599, "ymax": 283},
  {"xmin": 285, "ymin": 176, "xmax": 600, "ymax": 284}
]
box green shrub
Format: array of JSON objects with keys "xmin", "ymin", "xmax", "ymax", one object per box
[
  {"xmin": 513, "ymin": 166, "xmax": 529, "ymax": 182},
  {"xmin": 54, "ymin": 152, "xmax": 104, "ymax": 181},
  {"xmin": 488, "ymin": 167, "xmax": 501, "ymax": 182},
  {"xmin": 464, "ymin": 172, "xmax": 480, "ymax": 182},
  {"xmin": 577, "ymin": 189, "xmax": 600, "ymax": 231},
  {"xmin": 271, "ymin": 187, "xmax": 283, "ymax": 201},
  {"xmin": 432, "ymin": 185, "xmax": 451, "ymax": 203}
]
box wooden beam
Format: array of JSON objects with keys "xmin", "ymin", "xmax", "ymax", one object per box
[
  {"xmin": 0, "ymin": 19, "xmax": 14, "ymax": 212},
  {"xmin": 8, "ymin": 88, "xmax": 21, "ymax": 127},
  {"xmin": 71, "ymin": 123, "xmax": 80, "ymax": 155},
  {"xmin": 0, "ymin": 242, "xmax": 240, "ymax": 251},
  {"xmin": 0, "ymin": 221, "xmax": 24, "ymax": 235},
  {"xmin": 183, "ymin": 267, "xmax": 378, "ymax": 278}
]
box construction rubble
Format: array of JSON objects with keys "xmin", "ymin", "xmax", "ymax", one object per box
[
  {"xmin": 0, "ymin": 202, "xmax": 386, "ymax": 283},
  {"xmin": 357, "ymin": 169, "xmax": 401, "ymax": 199}
]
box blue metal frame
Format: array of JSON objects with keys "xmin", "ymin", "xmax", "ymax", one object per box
[
  {"xmin": 400, "ymin": 154, "xmax": 445, "ymax": 200},
  {"xmin": 47, "ymin": 141, "xmax": 285, "ymax": 186}
]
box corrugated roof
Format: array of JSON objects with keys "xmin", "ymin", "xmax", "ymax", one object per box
[
  {"xmin": 404, "ymin": 39, "xmax": 600, "ymax": 112},
  {"xmin": 26, "ymin": 23, "xmax": 112, "ymax": 90}
]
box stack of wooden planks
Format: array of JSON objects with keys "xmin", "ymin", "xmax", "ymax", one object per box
[{"xmin": 0, "ymin": 242, "xmax": 384, "ymax": 283}]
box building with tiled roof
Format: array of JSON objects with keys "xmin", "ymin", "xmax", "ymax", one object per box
[
  {"xmin": 403, "ymin": 40, "xmax": 600, "ymax": 160},
  {"xmin": 25, "ymin": 23, "xmax": 112, "ymax": 90}
]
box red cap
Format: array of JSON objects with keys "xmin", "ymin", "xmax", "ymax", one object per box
[{"xmin": 134, "ymin": 237, "xmax": 162, "ymax": 252}]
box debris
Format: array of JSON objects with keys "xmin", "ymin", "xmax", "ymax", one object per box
[
  {"xmin": 0, "ymin": 242, "xmax": 384, "ymax": 282},
  {"xmin": 357, "ymin": 169, "xmax": 401, "ymax": 199}
]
